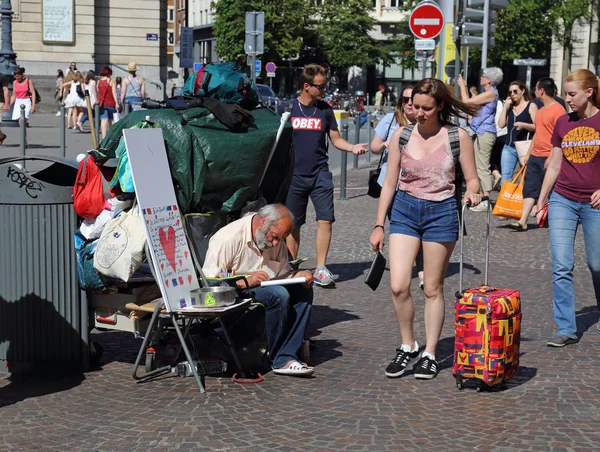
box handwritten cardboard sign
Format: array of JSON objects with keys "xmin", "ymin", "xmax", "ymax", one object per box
[{"xmin": 123, "ymin": 128, "xmax": 199, "ymax": 311}]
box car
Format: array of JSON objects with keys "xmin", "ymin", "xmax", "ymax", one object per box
[{"xmin": 256, "ymin": 84, "xmax": 282, "ymax": 109}]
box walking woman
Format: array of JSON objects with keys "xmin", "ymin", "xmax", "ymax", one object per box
[
  {"xmin": 10, "ymin": 67, "xmax": 36, "ymax": 145},
  {"xmin": 62, "ymin": 71, "xmax": 86, "ymax": 131},
  {"xmin": 497, "ymin": 80, "xmax": 538, "ymax": 185},
  {"xmin": 79, "ymin": 71, "xmax": 97, "ymax": 128},
  {"xmin": 536, "ymin": 69, "xmax": 600, "ymax": 347},
  {"xmin": 370, "ymin": 79, "xmax": 481, "ymax": 379},
  {"xmin": 121, "ymin": 62, "xmax": 145, "ymax": 112},
  {"xmin": 55, "ymin": 69, "xmax": 64, "ymax": 116},
  {"xmin": 97, "ymin": 66, "xmax": 119, "ymax": 139},
  {"xmin": 457, "ymin": 67, "xmax": 503, "ymax": 211}
]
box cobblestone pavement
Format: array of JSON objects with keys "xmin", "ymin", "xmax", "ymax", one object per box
[{"xmin": 1, "ymin": 117, "xmax": 600, "ymax": 451}]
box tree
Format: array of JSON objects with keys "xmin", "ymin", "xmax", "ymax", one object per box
[
  {"xmin": 212, "ymin": 0, "xmax": 307, "ymax": 66},
  {"xmin": 490, "ymin": 0, "xmax": 555, "ymax": 65},
  {"xmin": 550, "ymin": 0, "xmax": 594, "ymax": 82},
  {"xmin": 314, "ymin": 0, "xmax": 396, "ymax": 68}
]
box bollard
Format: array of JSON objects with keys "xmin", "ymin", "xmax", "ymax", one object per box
[
  {"xmin": 339, "ymin": 123, "xmax": 349, "ymax": 200},
  {"xmin": 94, "ymin": 104, "xmax": 100, "ymax": 147},
  {"xmin": 367, "ymin": 114, "xmax": 372, "ymax": 164},
  {"xmin": 352, "ymin": 115, "xmax": 360, "ymax": 170},
  {"xmin": 19, "ymin": 104, "xmax": 26, "ymax": 155},
  {"xmin": 60, "ymin": 102, "xmax": 66, "ymax": 157}
]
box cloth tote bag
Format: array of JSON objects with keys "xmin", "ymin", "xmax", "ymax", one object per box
[
  {"xmin": 492, "ymin": 165, "xmax": 526, "ymax": 220},
  {"xmin": 514, "ymin": 133, "xmax": 532, "ymax": 166}
]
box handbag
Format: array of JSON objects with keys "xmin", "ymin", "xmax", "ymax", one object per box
[
  {"xmin": 93, "ymin": 201, "xmax": 147, "ymax": 282},
  {"xmin": 492, "ymin": 165, "xmax": 526, "ymax": 220},
  {"xmin": 76, "ymin": 83, "xmax": 85, "ymax": 99},
  {"xmin": 536, "ymin": 203, "xmax": 549, "ymax": 227},
  {"xmin": 26, "ymin": 79, "xmax": 42, "ymax": 103},
  {"xmin": 514, "ymin": 133, "xmax": 532, "ymax": 166},
  {"xmin": 367, "ymin": 118, "xmax": 395, "ymax": 199},
  {"xmin": 365, "ymin": 251, "xmax": 386, "ymax": 291}
]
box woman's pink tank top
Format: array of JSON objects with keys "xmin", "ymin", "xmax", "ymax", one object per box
[
  {"xmin": 398, "ymin": 138, "xmax": 456, "ymax": 202},
  {"xmin": 14, "ymin": 80, "xmax": 29, "ymax": 99}
]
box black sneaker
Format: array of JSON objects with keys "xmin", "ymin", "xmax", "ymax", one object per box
[
  {"xmin": 413, "ymin": 356, "xmax": 439, "ymax": 379},
  {"xmin": 385, "ymin": 343, "xmax": 420, "ymax": 378}
]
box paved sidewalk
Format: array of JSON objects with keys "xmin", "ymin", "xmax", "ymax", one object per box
[{"xmin": 1, "ymin": 119, "xmax": 600, "ymax": 451}]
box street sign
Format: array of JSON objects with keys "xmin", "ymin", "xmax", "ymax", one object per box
[
  {"xmin": 146, "ymin": 33, "xmax": 158, "ymax": 41},
  {"xmin": 513, "ymin": 58, "xmax": 547, "ymax": 66},
  {"xmin": 245, "ymin": 11, "xmax": 265, "ymax": 55},
  {"xmin": 193, "ymin": 62, "xmax": 203, "ymax": 73},
  {"xmin": 267, "ymin": 72, "xmax": 276, "ymax": 78},
  {"xmin": 255, "ymin": 60, "xmax": 261, "ymax": 74},
  {"xmin": 415, "ymin": 39, "xmax": 436, "ymax": 50},
  {"xmin": 468, "ymin": 0, "xmax": 509, "ymax": 8},
  {"xmin": 265, "ymin": 62, "xmax": 277, "ymax": 73},
  {"xmin": 409, "ymin": 1, "xmax": 445, "ymax": 40},
  {"xmin": 179, "ymin": 27, "xmax": 193, "ymax": 68},
  {"xmin": 415, "ymin": 50, "xmax": 435, "ymax": 62}
]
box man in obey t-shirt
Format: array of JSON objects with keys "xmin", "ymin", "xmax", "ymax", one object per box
[{"xmin": 285, "ymin": 64, "xmax": 368, "ymax": 287}]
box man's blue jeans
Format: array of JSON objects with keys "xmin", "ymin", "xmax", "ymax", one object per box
[
  {"xmin": 500, "ymin": 144, "xmax": 519, "ymax": 186},
  {"xmin": 549, "ymin": 191, "xmax": 600, "ymax": 338},
  {"xmin": 251, "ymin": 284, "xmax": 313, "ymax": 368}
]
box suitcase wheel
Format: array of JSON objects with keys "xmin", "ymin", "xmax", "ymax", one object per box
[
  {"xmin": 476, "ymin": 381, "xmax": 484, "ymax": 392},
  {"xmin": 454, "ymin": 375, "xmax": 465, "ymax": 390}
]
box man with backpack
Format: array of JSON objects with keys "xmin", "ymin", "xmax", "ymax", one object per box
[{"xmin": 285, "ymin": 64, "xmax": 368, "ymax": 287}]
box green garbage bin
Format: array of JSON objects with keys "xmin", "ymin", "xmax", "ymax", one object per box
[{"xmin": 0, "ymin": 156, "xmax": 88, "ymax": 376}]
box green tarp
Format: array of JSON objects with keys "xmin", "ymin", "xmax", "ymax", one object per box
[{"xmin": 100, "ymin": 107, "xmax": 293, "ymax": 214}]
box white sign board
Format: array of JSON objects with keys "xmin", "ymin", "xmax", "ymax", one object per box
[
  {"xmin": 513, "ymin": 58, "xmax": 547, "ymax": 67},
  {"xmin": 415, "ymin": 39, "xmax": 436, "ymax": 50},
  {"xmin": 42, "ymin": 0, "xmax": 74, "ymax": 44},
  {"xmin": 124, "ymin": 128, "xmax": 200, "ymax": 311}
]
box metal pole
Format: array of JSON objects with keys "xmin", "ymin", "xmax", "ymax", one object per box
[
  {"xmin": 482, "ymin": 0, "xmax": 490, "ymax": 70},
  {"xmin": 526, "ymin": 64, "xmax": 532, "ymax": 93},
  {"xmin": 19, "ymin": 104, "xmax": 25, "ymax": 154},
  {"xmin": 352, "ymin": 115, "xmax": 360, "ymax": 170},
  {"xmin": 339, "ymin": 123, "xmax": 348, "ymax": 200},
  {"xmin": 250, "ymin": 55, "xmax": 256, "ymax": 87},
  {"xmin": 421, "ymin": 60, "xmax": 427, "ymax": 81},
  {"xmin": 464, "ymin": 47, "xmax": 469, "ymax": 82},
  {"xmin": 94, "ymin": 104, "xmax": 100, "ymax": 147},
  {"xmin": 437, "ymin": 0, "xmax": 454, "ymax": 80},
  {"xmin": 366, "ymin": 93, "xmax": 370, "ymax": 112},
  {"xmin": 60, "ymin": 102, "xmax": 66, "ymax": 157},
  {"xmin": 367, "ymin": 114, "xmax": 372, "ymax": 164},
  {"xmin": 453, "ymin": 0, "xmax": 463, "ymax": 98}
]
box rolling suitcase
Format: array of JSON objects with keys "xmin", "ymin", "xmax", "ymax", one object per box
[{"xmin": 453, "ymin": 198, "xmax": 522, "ymax": 391}]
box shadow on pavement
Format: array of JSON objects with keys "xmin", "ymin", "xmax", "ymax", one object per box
[
  {"xmin": 576, "ymin": 305, "xmax": 600, "ymax": 338},
  {"xmin": 308, "ymin": 339, "xmax": 343, "ymax": 366},
  {"xmin": 0, "ymin": 374, "xmax": 85, "ymax": 409},
  {"xmin": 327, "ymin": 261, "xmax": 372, "ymax": 283},
  {"xmin": 445, "ymin": 262, "xmax": 481, "ymax": 279}
]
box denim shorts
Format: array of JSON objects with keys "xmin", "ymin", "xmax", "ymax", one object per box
[
  {"xmin": 390, "ymin": 190, "xmax": 459, "ymax": 242},
  {"xmin": 285, "ymin": 170, "xmax": 334, "ymax": 228},
  {"xmin": 100, "ymin": 105, "xmax": 115, "ymax": 121}
]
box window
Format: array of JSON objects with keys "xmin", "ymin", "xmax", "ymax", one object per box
[
  {"xmin": 390, "ymin": 0, "xmax": 401, "ymax": 6},
  {"xmin": 199, "ymin": 11, "xmax": 202, "ymax": 25},
  {"xmin": 168, "ymin": 32, "xmax": 174, "ymax": 45},
  {"xmin": 168, "ymin": 8, "xmax": 174, "ymax": 22}
]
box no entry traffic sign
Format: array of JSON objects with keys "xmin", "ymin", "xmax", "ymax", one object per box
[{"xmin": 409, "ymin": 1, "xmax": 444, "ymax": 40}]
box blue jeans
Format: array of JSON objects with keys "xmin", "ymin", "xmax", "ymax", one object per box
[
  {"xmin": 251, "ymin": 284, "xmax": 313, "ymax": 368},
  {"xmin": 549, "ymin": 191, "xmax": 600, "ymax": 338},
  {"xmin": 500, "ymin": 144, "xmax": 519, "ymax": 186}
]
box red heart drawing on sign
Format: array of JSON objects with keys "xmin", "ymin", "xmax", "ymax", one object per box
[
  {"xmin": 179, "ymin": 259, "xmax": 182, "ymax": 268},
  {"xmin": 161, "ymin": 263, "xmax": 164, "ymax": 270},
  {"xmin": 184, "ymin": 251, "xmax": 189, "ymax": 260},
  {"xmin": 177, "ymin": 219, "xmax": 180, "ymax": 226},
  {"xmin": 188, "ymin": 274, "xmax": 193, "ymax": 284},
  {"xmin": 159, "ymin": 226, "xmax": 177, "ymax": 272},
  {"xmin": 165, "ymin": 279, "xmax": 169, "ymax": 287}
]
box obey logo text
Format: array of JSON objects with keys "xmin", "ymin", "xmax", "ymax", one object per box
[{"xmin": 292, "ymin": 117, "xmax": 322, "ymax": 130}]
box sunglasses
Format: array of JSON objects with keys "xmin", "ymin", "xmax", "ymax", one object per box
[
  {"xmin": 310, "ymin": 83, "xmax": 326, "ymax": 90},
  {"xmin": 402, "ymin": 96, "xmax": 412, "ymax": 104},
  {"xmin": 510, "ymin": 89, "xmax": 521, "ymax": 95}
]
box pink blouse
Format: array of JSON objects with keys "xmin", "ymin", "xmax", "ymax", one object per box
[{"xmin": 398, "ymin": 139, "xmax": 456, "ymax": 202}]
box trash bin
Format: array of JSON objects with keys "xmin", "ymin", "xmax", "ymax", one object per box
[{"xmin": 0, "ymin": 156, "xmax": 88, "ymax": 376}]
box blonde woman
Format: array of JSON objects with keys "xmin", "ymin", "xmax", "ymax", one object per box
[{"xmin": 62, "ymin": 71, "xmax": 86, "ymax": 131}]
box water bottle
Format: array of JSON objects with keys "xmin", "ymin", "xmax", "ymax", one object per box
[{"xmin": 172, "ymin": 360, "xmax": 195, "ymax": 377}]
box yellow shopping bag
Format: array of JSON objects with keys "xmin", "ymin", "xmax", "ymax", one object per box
[{"xmin": 492, "ymin": 165, "xmax": 526, "ymax": 220}]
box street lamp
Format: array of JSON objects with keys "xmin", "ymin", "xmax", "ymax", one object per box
[{"xmin": 0, "ymin": 0, "xmax": 18, "ymax": 126}]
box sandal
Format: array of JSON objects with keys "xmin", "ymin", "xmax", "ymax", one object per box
[
  {"xmin": 508, "ymin": 222, "xmax": 527, "ymax": 231},
  {"xmin": 272, "ymin": 360, "xmax": 314, "ymax": 377}
]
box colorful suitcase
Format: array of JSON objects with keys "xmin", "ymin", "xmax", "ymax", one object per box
[{"xmin": 453, "ymin": 198, "xmax": 522, "ymax": 391}]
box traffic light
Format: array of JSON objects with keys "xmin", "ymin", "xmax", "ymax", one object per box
[{"xmin": 460, "ymin": 0, "xmax": 508, "ymax": 48}]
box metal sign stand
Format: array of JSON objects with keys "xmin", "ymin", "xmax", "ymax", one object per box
[
  {"xmin": 245, "ymin": 11, "xmax": 265, "ymax": 85},
  {"xmin": 513, "ymin": 58, "xmax": 547, "ymax": 92}
]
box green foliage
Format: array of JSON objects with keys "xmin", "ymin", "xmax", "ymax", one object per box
[
  {"xmin": 314, "ymin": 0, "xmax": 396, "ymax": 68},
  {"xmin": 550, "ymin": 0, "xmax": 593, "ymax": 50},
  {"xmin": 490, "ymin": 0, "xmax": 555, "ymax": 64},
  {"xmin": 212, "ymin": 0, "xmax": 306, "ymax": 65}
]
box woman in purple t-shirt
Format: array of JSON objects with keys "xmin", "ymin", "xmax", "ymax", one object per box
[{"xmin": 537, "ymin": 69, "xmax": 600, "ymax": 347}]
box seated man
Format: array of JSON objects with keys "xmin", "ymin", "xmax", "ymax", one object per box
[{"xmin": 202, "ymin": 204, "xmax": 315, "ymax": 377}]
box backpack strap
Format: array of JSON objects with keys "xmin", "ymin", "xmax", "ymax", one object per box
[
  {"xmin": 398, "ymin": 123, "xmax": 415, "ymax": 147},
  {"xmin": 448, "ymin": 126, "xmax": 461, "ymax": 163}
]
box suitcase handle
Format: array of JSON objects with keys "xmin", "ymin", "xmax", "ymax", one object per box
[{"xmin": 459, "ymin": 196, "xmax": 491, "ymax": 293}]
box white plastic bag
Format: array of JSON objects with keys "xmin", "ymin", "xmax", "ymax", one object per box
[
  {"xmin": 93, "ymin": 203, "xmax": 146, "ymax": 282},
  {"xmin": 113, "ymin": 111, "xmax": 122, "ymax": 123},
  {"xmin": 80, "ymin": 209, "xmax": 112, "ymax": 240}
]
